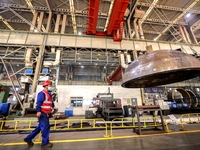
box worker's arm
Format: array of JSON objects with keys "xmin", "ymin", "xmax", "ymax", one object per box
[{"xmin": 36, "ymin": 92, "xmax": 45, "ymax": 113}]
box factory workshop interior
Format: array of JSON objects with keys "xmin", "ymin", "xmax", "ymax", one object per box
[{"xmin": 1, "ymin": 0, "xmax": 200, "ymax": 149}]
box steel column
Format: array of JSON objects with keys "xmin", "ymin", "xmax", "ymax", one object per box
[
  {"xmin": 189, "ymin": 26, "xmax": 198, "ymax": 44},
  {"xmin": 31, "ymin": 36, "xmax": 47, "ymax": 96},
  {"xmin": 45, "ymin": 0, "xmax": 52, "ymax": 33},
  {"xmin": 54, "ymin": 14, "xmax": 61, "ymax": 33},
  {"xmin": 179, "ymin": 26, "xmax": 187, "ymax": 43},
  {"xmin": 183, "ymin": 26, "xmax": 192, "ymax": 44},
  {"xmin": 61, "ymin": 14, "xmax": 67, "ymax": 34},
  {"xmin": 30, "ymin": 12, "xmax": 38, "ymax": 32},
  {"xmin": 37, "ymin": 12, "xmax": 44, "ymax": 32}
]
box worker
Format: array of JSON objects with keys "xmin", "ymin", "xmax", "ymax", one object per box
[{"xmin": 24, "ymin": 80, "xmax": 55, "ymax": 149}]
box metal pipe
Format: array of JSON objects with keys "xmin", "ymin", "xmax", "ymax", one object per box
[
  {"xmin": 45, "ymin": 0, "xmax": 52, "ymax": 33},
  {"xmin": 0, "ymin": 57, "xmax": 24, "ymax": 109},
  {"xmin": 138, "ymin": 19, "xmax": 144, "ymax": 39},
  {"xmin": 2, "ymin": 46, "xmax": 25, "ymax": 58},
  {"xmin": 61, "ymin": 14, "xmax": 67, "ymax": 34},
  {"xmin": 189, "ymin": 26, "xmax": 198, "ymax": 44},
  {"xmin": 120, "ymin": 53, "xmax": 128, "ymax": 68},
  {"xmin": 183, "ymin": 26, "xmax": 192, "ymax": 44},
  {"xmin": 127, "ymin": 0, "xmax": 139, "ymax": 39},
  {"xmin": 37, "ymin": 12, "xmax": 44, "ymax": 32},
  {"xmin": 55, "ymin": 65, "xmax": 60, "ymax": 86},
  {"xmin": 6, "ymin": 62, "xmax": 22, "ymax": 87},
  {"xmin": 179, "ymin": 26, "xmax": 187, "ymax": 43},
  {"xmin": 54, "ymin": 14, "xmax": 61, "ymax": 33},
  {"xmin": 30, "ymin": 12, "xmax": 38, "ymax": 32},
  {"xmin": 134, "ymin": 18, "xmax": 139, "ymax": 39}
]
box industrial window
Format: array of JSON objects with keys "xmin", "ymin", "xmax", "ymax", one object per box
[{"xmin": 70, "ymin": 97, "xmax": 83, "ymax": 107}]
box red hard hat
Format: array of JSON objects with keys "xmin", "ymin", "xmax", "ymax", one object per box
[{"xmin": 42, "ymin": 80, "xmax": 51, "ymax": 87}]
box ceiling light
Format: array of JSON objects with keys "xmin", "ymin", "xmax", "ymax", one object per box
[
  {"xmin": 78, "ymin": 32, "xmax": 82, "ymax": 35},
  {"xmin": 34, "ymin": 29, "xmax": 38, "ymax": 32},
  {"xmin": 186, "ymin": 13, "xmax": 191, "ymax": 18},
  {"xmin": 81, "ymin": 66, "xmax": 84, "ymax": 68},
  {"xmin": 153, "ymin": 38, "xmax": 157, "ymax": 41}
]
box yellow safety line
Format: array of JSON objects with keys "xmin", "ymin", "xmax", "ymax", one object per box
[{"xmin": 1, "ymin": 129, "xmax": 200, "ymax": 146}]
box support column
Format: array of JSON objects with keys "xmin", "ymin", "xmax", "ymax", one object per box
[
  {"xmin": 61, "ymin": 14, "xmax": 67, "ymax": 34},
  {"xmin": 179, "ymin": 26, "xmax": 187, "ymax": 43},
  {"xmin": 134, "ymin": 18, "xmax": 139, "ymax": 39},
  {"xmin": 31, "ymin": 35, "xmax": 47, "ymax": 96},
  {"xmin": 30, "ymin": 12, "xmax": 38, "ymax": 32},
  {"xmin": 183, "ymin": 26, "xmax": 192, "ymax": 44},
  {"xmin": 189, "ymin": 27, "xmax": 198, "ymax": 44},
  {"xmin": 37, "ymin": 12, "xmax": 44, "ymax": 32},
  {"xmin": 46, "ymin": 12, "xmax": 52, "ymax": 33},
  {"xmin": 54, "ymin": 14, "xmax": 61, "ymax": 33},
  {"xmin": 138, "ymin": 19, "xmax": 144, "ymax": 39}
]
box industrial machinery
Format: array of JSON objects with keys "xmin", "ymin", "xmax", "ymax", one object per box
[
  {"xmin": 92, "ymin": 88, "xmax": 123, "ymax": 121},
  {"xmin": 0, "ymin": 47, "xmax": 62, "ymax": 117},
  {"xmin": 0, "ymin": 85, "xmax": 10, "ymax": 117}
]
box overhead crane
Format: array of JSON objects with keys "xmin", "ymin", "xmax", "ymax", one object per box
[{"xmin": 86, "ymin": 0, "xmax": 130, "ymax": 42}]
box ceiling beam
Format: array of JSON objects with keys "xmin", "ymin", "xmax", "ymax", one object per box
[
  {"xmin": 154, "ymin": 0, "xmax": 200, "ymax": 41},
  {"xmin": 141, "ymin": 0, "xmax": 159, "ymax": 23},
  {"xmin": 137, "ymin": 2, "xmax": 200, "ymax": 15},
  {"xmin": 0, "ymin": 3, "xmax": 108, "ymax": 16},
  {"xmin": 0, "ymin": 15, "xmax": 14, "ymax": 30},
  {"xmin": 145, "ymin": 18, "xmax": 187, "ymax": 26}
]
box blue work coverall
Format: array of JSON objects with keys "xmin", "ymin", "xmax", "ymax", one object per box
[{"xmin": 24, "ymin": 91, "xmax": 54, "ymax": 146}]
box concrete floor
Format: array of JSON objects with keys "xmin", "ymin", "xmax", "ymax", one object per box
[
  {"xmin": 0, "ymin": 128, "xmax": 200, "ymax": 150},
  {"xmin": 1, "ymin": 113, "xmax": 200, "ymax": 150}
]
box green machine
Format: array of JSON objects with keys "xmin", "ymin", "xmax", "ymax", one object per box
[{"xmin": 0, "ymin": 84, "xmax": 10, "ymax": 103}]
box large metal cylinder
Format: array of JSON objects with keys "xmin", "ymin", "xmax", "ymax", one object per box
[
  {"xmin": 167, "ymin": 88, "xmax": 198, "ymax": 108},
  {"xmin": 122, "ymin": 50, "xmax": 200, "ymax": 88},
  {"xmin": 185, "ymin": 89, "xmax": 198, "ymax": 107}
]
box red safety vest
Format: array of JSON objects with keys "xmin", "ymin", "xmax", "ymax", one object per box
[{"xmin": 40, "ymin": 90, "xmax": 53, "ymax": 114}]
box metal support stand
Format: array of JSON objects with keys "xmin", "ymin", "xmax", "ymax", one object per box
[{"xmin": 133, "ymin": 105, "xmax": 165, "ymax": 135}]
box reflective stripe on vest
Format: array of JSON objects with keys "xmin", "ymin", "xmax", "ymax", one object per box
[{"xmin": 41, "ymin": 90, "xmax": 53, "ymax": 114}]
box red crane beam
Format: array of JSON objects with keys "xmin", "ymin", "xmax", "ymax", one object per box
[
  {"xmin": 86, "ymin": 0, "xmax": 101, "ymax": 35},
  {"xmin": 106, "ymin": 0, "xmax": 130, "ymax": 41},
  {"xmin": 108, "ymin": 66, "xmax": 122, "ymax": 83}
]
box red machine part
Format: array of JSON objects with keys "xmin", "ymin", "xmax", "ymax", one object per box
[
  {"xmin": 86, "ymin": 0, "xmax": 101, "ymax": 35},
  {"xmin": 86, "ymin": 0, "xmax": 130, "ymax": 42},
  {"xmin": 108, "ymin": 66, "xmax": 122, "ymax": 84}
]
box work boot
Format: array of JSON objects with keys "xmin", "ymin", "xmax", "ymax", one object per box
[
  {"xmin": 24, "ymin": 140, "xmax": 34, "ymax": 147},
  {"xmin": 41, "ymin": 143, "xmax": 53, "ymax": 149}
]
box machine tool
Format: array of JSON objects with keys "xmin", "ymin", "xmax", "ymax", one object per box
[{"xmin": 92, "ymin": 88, "xmax": 123, "ymax": 121}]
